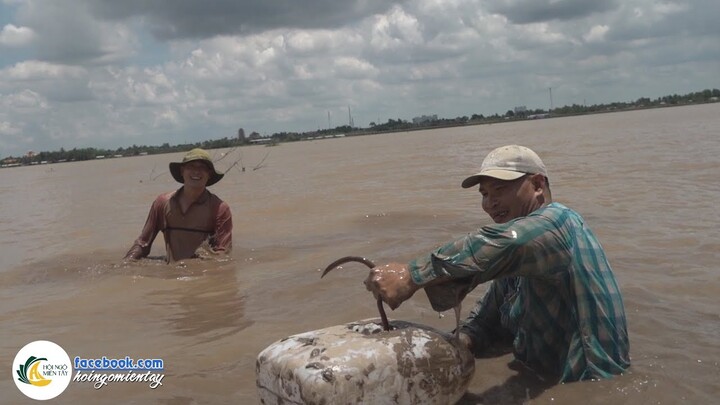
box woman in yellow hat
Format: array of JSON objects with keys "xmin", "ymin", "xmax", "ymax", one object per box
[{"xmin": 124, "ymin": 148, "xmax": 232, "ymax": 262}]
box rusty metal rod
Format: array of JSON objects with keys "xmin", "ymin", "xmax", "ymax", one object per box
[{"xmin": 321, "ymin": 256, "xmax": 391, "ymax": 331}]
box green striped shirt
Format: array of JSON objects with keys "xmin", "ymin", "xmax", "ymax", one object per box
[{"xmin": 408, "ymin": 202, "xmax": 630, "ymax": 381}]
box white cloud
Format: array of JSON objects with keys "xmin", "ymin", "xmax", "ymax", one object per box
[
  {"xmin": 286, "ymin": 30, "xmax": 338, "ymax": 55},
  {"xmin": 0, "ymin": 24, "xmax": 36, "ymax": 47},
  {"xmin": 333, "ymin": 57, "xmax": 378, "ymax": 79},
  {"xmin": 153, "ymin": 107, "xmax": 179, "ymax": 128},
  {"xmin": 1, "ymin": 89, "xmax": 48, "ymax": 111},
  {"xmin": 370, "ymin": 7, "xmax": 423, "ymax": 50},
  {"xmin": 0, "ymin": 0, "xmax": 717, "ymax": 156},
  {"xmin": 4, "ymin": 60, "xmax": 86, "ymax": 80},
  {"xmin": 11, "ymin": 0, "xmax": 138, "ymax": 64},
  {"xmin": 0, "ymin": 120, "xmax": 22, "ymax": 135},
  {"xmin": 652, "ymin": 2, "xmax": 688, "ymax": 17},
  {"xmin": 584, "ymin": 25, "xmax": 609, "ymax": 43}
]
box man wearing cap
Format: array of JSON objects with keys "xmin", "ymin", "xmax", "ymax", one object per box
[
  {"xmin": 124, "ymin": 148, "xmax": 232, "ymax": 262},
  {"xmin": 365, "ymin": 145, "xmax": 630, "ymax": 382}
]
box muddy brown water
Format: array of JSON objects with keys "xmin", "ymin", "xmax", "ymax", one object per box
[{"xmin": 1, "ymin": 103, "xmax": 719, "ymax": 404}]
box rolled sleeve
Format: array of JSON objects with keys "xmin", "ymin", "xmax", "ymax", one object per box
[
  {"xmin": 210, "ymin": 202, "xmax": 233, "ymax": 253},
  {"xmin": 124, "ymin": 195, "xmax": 167, "ymax": 260}
]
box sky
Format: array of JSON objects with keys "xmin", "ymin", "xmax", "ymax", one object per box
[{"xmin": 0, "ymin": 0, "xmax": 718, "ymax": 156}]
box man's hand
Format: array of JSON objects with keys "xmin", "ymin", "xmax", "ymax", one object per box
[
  {"xmin": 364, "ymin": 262, "xmax": 421, "ymax": 310},
  {"xmin": 457, "ymin": 331, "xmax": 474, "ymax": 352}
]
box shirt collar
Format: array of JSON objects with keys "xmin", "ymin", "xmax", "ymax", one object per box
[{"xmin": 173, "ymin": 186, "xmax": 210, "ymax": 204}]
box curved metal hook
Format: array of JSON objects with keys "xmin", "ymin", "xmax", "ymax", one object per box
[{"xmin": 322, "ymin": 256, "xmax": 391, "ymax": 331}]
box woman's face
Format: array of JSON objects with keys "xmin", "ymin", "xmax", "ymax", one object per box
[{"xmin": 181, "ymin": 161, "xmax": 211, "ymax": 189}]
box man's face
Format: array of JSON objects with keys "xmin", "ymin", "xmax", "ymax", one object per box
[
  {"xmin": 478, "ymin": 174, "xmax": 541, "ymax": 223},
  {"xmin": 181, "ymin": 161, "xmax": 211, "ymax": 188}
]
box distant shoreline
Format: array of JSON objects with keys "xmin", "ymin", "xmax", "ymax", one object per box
[{"xmin": 2, "ymin": 93, "xmax": 718, "ymax": 168}]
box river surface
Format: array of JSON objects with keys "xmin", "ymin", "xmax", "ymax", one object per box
[{"xmin": 1, "ymin": 103, "xmax": 719, "ymax": 404}]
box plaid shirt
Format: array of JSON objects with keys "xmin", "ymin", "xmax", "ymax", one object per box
[{"xmin": 408, "ymin": 202, "xmax": 630, "ymax": 381}]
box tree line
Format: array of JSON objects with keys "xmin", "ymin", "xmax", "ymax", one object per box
[{"xmin": 2, "ymin": 87, "xmax": 718, "ymax": 166}]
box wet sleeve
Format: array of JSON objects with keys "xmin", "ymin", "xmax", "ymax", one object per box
[
  {"xmin": 459, "ymin": 280, "xmax": 510, "ymax": 356},
  {"xmin": 210, "ymin": 202, "xmax": 232, "ymax": 253},
  {"xmin": 409, "ymin": 213, "xmax": 572, "ymax": 311},
  {"xmin": 124, "ymin": 197, "xmax": 164, "ymax": 260}
]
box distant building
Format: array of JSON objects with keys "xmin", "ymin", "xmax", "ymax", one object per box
[
  {"xmin": 249, "ymin": 137, "xmax": 273, "ymax": 144},
  {"xmin": 1, "ymin": 157, "xmax": 21, "ymax": 168},
  {"xmin": 412, "ymin": 114, "xmax": 437, "ymax": 124}
]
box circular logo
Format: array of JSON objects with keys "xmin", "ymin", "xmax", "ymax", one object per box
[{"xmin": 12, "ymin": 340, "xmax": 72, "ymax": 400}]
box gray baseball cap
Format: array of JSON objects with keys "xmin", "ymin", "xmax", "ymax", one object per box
[{"xmin": 461, "ymin": 145, "xmax": 548, "ymax": 188}]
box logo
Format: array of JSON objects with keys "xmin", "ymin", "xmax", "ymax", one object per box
[{"xmin": 13, "ymin": 341, "xmax": 72, "ymax": 400}]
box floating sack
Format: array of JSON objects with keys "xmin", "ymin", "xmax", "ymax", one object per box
[{"xmin": 256, "ymin": 318, "xmax": 475, "ymax": 404}]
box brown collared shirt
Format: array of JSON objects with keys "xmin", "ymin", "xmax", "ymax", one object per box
[{"xmin": 125, "ymin": 187, "xmax": 232, "ymax": 262}]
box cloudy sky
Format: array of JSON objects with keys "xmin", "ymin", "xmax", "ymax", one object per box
[{"xmin": 0, "ymin": 0, "xmax": 718, "ymax": 156}]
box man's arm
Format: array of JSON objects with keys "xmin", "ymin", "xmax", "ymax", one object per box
[
  {"xmin": 124, "ymin": 196, "xmax": 165, "ymax": 260},
  {"xmin": 367, "ymin": 211, "xmax": 571, "ymax": 311}
]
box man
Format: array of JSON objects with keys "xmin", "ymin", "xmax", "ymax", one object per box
[
  {"xmin": 365, "ymin": 145, "xmax": 630, "ymax": 382},
  {"xmin": 124, "ymin": 148, "xmax": 232, "ymax": 262}
]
